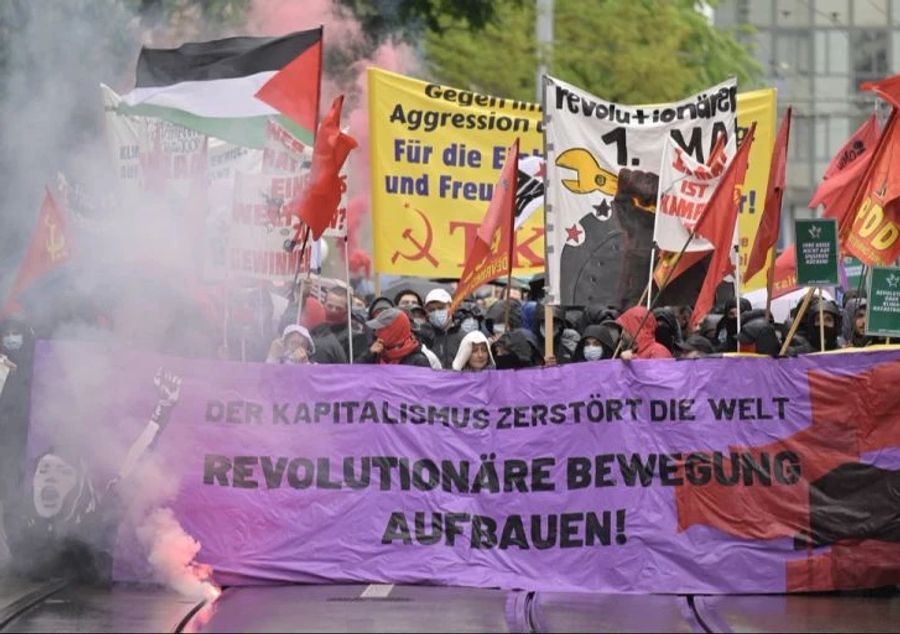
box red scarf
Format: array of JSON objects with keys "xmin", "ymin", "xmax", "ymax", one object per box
[{"xmin": 377, "ymin": 311, "xmax": 420, "ymax": 364}]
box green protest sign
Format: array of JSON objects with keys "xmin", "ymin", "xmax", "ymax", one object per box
[
  {"xmin": 842, "ymin": 256, "xmax": 864, "ymax": 290},
  {"xmin": 866, "ymin": 266, "xmax": 900, "ymax": 337},
  {"xmin": 795, "ymin": 219, "xmax": 839, "ymax": 286}
]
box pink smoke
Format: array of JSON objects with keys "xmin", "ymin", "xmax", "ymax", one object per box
[
  {"xmin": 136, "ymin": 507, "xmax": 220, "ymax": 602},
  {"xmin": 249, "ymin": 0, "xmax": 417, "ymax": 264}
]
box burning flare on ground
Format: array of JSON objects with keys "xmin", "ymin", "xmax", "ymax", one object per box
[{"xmin": 136, "ymin": 507, "xmax": 220, "ymax": 602}]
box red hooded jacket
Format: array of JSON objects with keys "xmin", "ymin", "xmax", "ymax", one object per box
[{"xmin": 616, "ymin": 307, "xmax": 672, "ymax": 359}]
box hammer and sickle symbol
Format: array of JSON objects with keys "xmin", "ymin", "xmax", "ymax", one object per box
[
  {"xmin": 555, "ymin": 148, "xmax": 620, "ymax": 197},
  {"xmin": 44, "ymin": 216, "xmax": 67, "ymax": 261},
  {"xmin": 391, "ymin": 208, "xmax": 439, "ymax": 268}
]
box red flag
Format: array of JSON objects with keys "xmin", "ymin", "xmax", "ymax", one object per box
[
  {"xmin": 770, "ymin": 245, "xmax": 798, "ymax": 299},
  {"xmin": 294, "ymin": 96, "xmax": 358, "ymax": 241},
  {"xmin": 746, "ymin": 107, "xmax": 792, "ymax": 283},
  {"xmin": 2, "ymin": 188, "xmax": 72, "ymax": 314},
  {"xmin": 451, "ymin": 140, "xmax": 519, "ymax": 311},
  {"xmin": 843, "ymin": 110, "xmax": 900, "ymax": 265},
  {"xmin": 254, "ymin": 27, "xmax": 323, "ymax": 139},
  {"xmin": 809, "ymin": 114, "xmax": 880, "ymax": 224},
  {"xmin": 689, "ymin": 123, "xmax": 756, "ymax": 331}
]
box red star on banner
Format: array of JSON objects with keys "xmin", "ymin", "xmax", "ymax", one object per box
[
  {"xmin": 536, "ymin": 160, "xmax": 546, "ymax": 179},
  {"xmin": 565, "ymin": 223, "xmax": 583, "ymax": 243}
]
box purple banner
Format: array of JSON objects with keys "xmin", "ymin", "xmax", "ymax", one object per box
[{"xmin": 25, "ymin": 341, "xmax": 900, "ymax": 593}]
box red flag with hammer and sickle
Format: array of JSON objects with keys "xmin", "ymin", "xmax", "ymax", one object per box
[
  {"xmin": 2, "ymin": 188, "xmax": 72, "ymax": 315},
  {"xmin": 451, "ymin": 139, "xmax": 519, "ymax": 311}
]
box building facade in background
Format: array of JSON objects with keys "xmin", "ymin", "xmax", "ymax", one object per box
[{"xmin": 715, "ymin": 0, "xmax": 896, "ymax": 246}]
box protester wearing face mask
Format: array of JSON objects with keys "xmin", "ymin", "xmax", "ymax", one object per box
[
  {"xmin": 398, "ymin": 307, "xmax": 443, "ymax": 369},
  {"xmin": 266, "ymin": 324, "xmax": 315, "ymax": 365},
  {"xmin": 423, "ymin": 288, "xmax": 464, "ymax": 368},
  {"xmin": 575, "ymin": 322, "xmax": 621, "ymax": 362},
  {"xmin": 361, "ymin": 309, "xmax": 432, "ymax": 367},
  {"xmin": 533, "ymin": 304, "xmax": 580, "ymax": 365},
  {"xmin": 454, "ymin": 301, "xmax": 483, "ymax": 336},
  {"xmin": 713, "ymin": 298, "xmax": 752, "ymax": 353},
  {"xmin": 452, "ymin": 331, "xmax": 495, "ymax": 371},
  {"xmin": 801, "ymin": 299, "xmax": 843, "ymax": 352},
  {"xmin": 484, "ymin": 298, "xmax": 523, "ymax": 342},
  {"xmin": 491, "ymin": 329, "xmax": 542, "ymax": 369},
  {"xmin": 0, "ymin": 317, "xmax": 35, "ymax": 507}
]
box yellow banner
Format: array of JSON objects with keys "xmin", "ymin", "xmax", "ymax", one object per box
[
  {"xmin": 735, "ymin": 88, "xmax": 778, "ymax": 291},
  {"xmin": 370, "ymin": 69, "xmax": 777, "ymax": 290},
  {"xmin": 369, "ymin": 68, "xmax": 544, "ymax": 278}
]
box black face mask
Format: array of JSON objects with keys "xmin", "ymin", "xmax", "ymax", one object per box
[
  {"xmin": 495, "ymin": 353, "xmax": 520, "ymax": 370},
  {"xmin": 723, "ymin": 317, "xmax": 738, "ymax": 337},
  {"xmin": 809, "ymin": 325, "xmax": 838, "ymax": 351}
]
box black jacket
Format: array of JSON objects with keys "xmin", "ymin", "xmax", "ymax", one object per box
[
  {"xmin": 309, "ymin": 325, "xmax": 348, "ymax": 364},
  {"xmin": 360, "ymin": 347, "xmax": 432, "ymax": 367}
]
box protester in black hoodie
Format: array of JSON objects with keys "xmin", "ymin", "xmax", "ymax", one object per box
[
  {"xmin": 714, "ymin": 298, "xmax": 752, "ymax": 352},
  {"xmin": 736, "ymin": 309, "xmax": 781, "ymax": 357},
  {"xmin": 492, "ymin": 329, "xmax": 542, "ymax": 369}
]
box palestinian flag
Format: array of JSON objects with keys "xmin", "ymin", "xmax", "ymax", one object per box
[{"xmin": 120, "ymin": 28, "xmax": 322, "ymax": 148}]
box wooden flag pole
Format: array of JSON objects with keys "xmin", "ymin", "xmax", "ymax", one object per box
[
  {"xmin": 544, "ymin": 304, "xmax": 554, "ymax": 361},
  {"xmin": 778, "ymin": 287, "xmax": 816, "ymax": 356}
]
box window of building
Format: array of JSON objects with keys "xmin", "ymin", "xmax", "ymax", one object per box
[
  {"xmin": 827, "ymin": 30, "xmax": 850, "ymax": 75},
  {"xmin": 852, "ymin": 30, "xmax": 889, "ymax": 83},
  {"xmin": 815, "ymin": 0, "xmax": 849, "ymax": 25},
  {"xmin": 746, "ymin": 0, "xmax": 773, "ymax": 25},
  {"xmin": 775, "ymin": 0, "xmax": 811, "ymax": 26},
  {"xmin": 774, "ymin": 32, "xmax": 812, "ymax": 76},
  {"xmin": 855, "ymin": 0, "xmax": 889, "ymax": 26}
]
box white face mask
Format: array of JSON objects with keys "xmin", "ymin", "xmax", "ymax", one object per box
[
  {"xmin": 583, "ymin": 345, "xmax": 605, "ymax": 361},
  {"xmin": 492, "ymin": 324, "xmax": 506, "ymax": 336},
  {"xmin": 33, "ymin": 454, "xmax": 78, "ymax": 519},
  {"xmin": 2, "ymin": 334, "xmax": 23, "ymax": 351},
  {"xmin": 429, "ymin": 309, "xmax": 449, "ymax": 329},
  {"xmin": 460, "ymin": 317, "xmax": 478, "ymax": 333}
]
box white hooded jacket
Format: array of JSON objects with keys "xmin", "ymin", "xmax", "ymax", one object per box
[{"xmin": 451, "ymin": 331, "xmax": 495, "ymax": 371}]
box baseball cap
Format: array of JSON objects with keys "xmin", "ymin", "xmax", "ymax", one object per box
[
  {"xmin": 365, "ymin": 307, "xmax": 403, "ymax": 330},
  {"xmin": 424, "ymin": 288, "xmax": 452, "ymax": 306}
]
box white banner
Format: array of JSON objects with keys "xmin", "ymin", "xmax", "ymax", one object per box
[
  {"xmin": 543, "ymin": 76, "xmax": 737, "ymax": 306},
  {"xmin": 653, "ymin": 135, "xmax": 732, "ymax": 252},
  {"xmin": 224, "ymin": 171, "xmax": 321, "ymax": 282}
]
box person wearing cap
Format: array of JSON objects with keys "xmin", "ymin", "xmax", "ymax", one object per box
[
  {"xmin": 267, "ymin": 324, "xmax": 316, "ymax": 365},
  {"xmin": 423, "ymin": 288, "xmax": 465, "ymax": 368},
  {"xmin": 362, "ymin": 308, "xmax": 432, "ymax": 367},
  {"xmin": 675, "ymin": 335, "xmax": 716, "ymax": 359}
]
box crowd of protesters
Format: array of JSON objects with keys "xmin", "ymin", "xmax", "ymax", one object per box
[
  {"xmin": 0, "ymin": 270, "xmax": 890, "ymax": 580},
  {"xmin": 228, "ymin": 275, "xmax": 887, "ymax": 372}
]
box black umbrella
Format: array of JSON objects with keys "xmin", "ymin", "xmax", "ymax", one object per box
[{"xmin": 381, "ymin": 277, "xmax": 451, "ymax": 305}]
